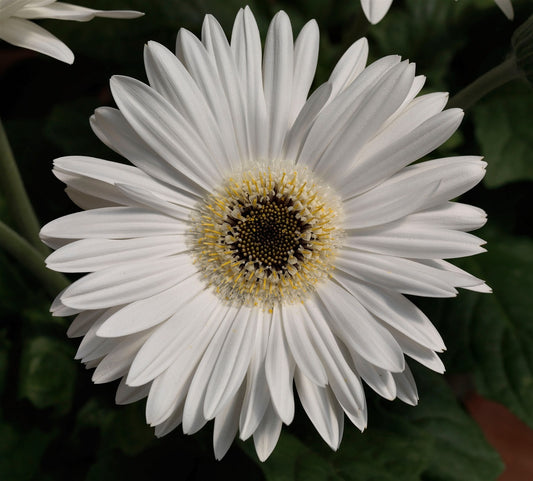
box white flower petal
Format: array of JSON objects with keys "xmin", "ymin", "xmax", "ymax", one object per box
[
  {"xmin": 263, "ymin": 11, "xmax": 294, "ymax": 160},
  {"xmin": 46, "ymin": 236, "xmax": 187, "ymax": 273},
  {"xmin": 90, "ymin": 108, "xmax": 202, "ymax": 198},
  {"xmin": 296, "ymin": 55, "xmax": 401, "ymax": 168},
  {"xmin": 40, "ymin": 207, "xmax": 187, "ymax": 241},
  {"xmin": 92, "ymin": 330, "xmax": 152, "ymax": 384},
  {"xmin": 0, "ymin": 16, "xmax": 73, "ymax": 63},
  {"xmin": 294, "ymin": 369, "xmax": 344, "ymax": 449},
  {"xmin": 333, "ymin": 274, "xmax": 445, "ymax": 351},
  {"xmin": 347, "ymin": 221, "xmax": 486, "ymax": 259},
  {"xmin": 327, "ymin": 37, "xmax": 369, "ymax": 98},
  {"xmin": 74, "ymin": 307, "xmax": 122, "ymax": 360},
  {"xmin": 343, "ymin": 179, "xmax": 438, "ymax": 229},
  {"xmin": 392, "ymin": 331, "xmax": 445, "ymax": 374},
  {"xmin": 126, "ymin": 281, "xmax": 220, "ymax": 387},
  {"xmin": 66, "ymin": 309, "xmax": 102, "ymax": 338},
  {"xmin": 265, "ymin": 305, "xmax": 295, "ymax": 424},
  {"xmin": 61, "ymin": 255, "xmax": 195, "ymax": 310},
  {"xmin": 317, "ymin": 281, "xmax": 405, "ymax": 372},
  {"xmin": 17, "ymin": 2, "xmax": 143, "ymax": 20},
  {"xmin": 282, "ymin": 303, "xmax": 328, "ymax": 387},
  {"xmin": 97, "ymin": 280, "xmax": 201, "ymax": 339},
  {"xmin": 253, "ymin": 402, "xmax": 283, "ymax": 462},
  {"xmin": 110, "ymin": 75, "xmax": 219, "ymax": 191},
  {"xmin": 315, "ymin": 61, "xmax": 416, "ymax": 183},
  {"xmin": 351, "ymin": 352, "xmax": 397, "ymax": 400},
  {"xmin": 407, "ymin": 202, "xmax": 487, "ymax": 232},
  {"xmin": 54, "ymin": 155, "xmax": 193, "ymax": 206},
  {"xmin": 213, "ymin": 384, "xmax": 245, "ymax": 460},
  {"xmin": 144, "ymin": 300, "xmax": 230, "ymax": 426},
  {"xmin": 282, "ymin": 82, "xmax": 332, "ymax": 163},
  {"xmin": 231, "ymin": 6, "xmax": 268, "ymax": 160},
  {"xmin": 393, "ymin": 365, "xmax": 419, "ymax": 406},
  {"xmin": 201, "ymin": 15, "xmax": 251, "ymax": 163},
  {"xmin": 290, "ymin": 19, "xmax": 319, "ymax": 124},
  {"xmin": 143, "ymin": 40, "xmax": 235, "ymax": 173},
  {"xmin": 339, "ymin": 109, "xmax": 464, "ymax": 198},
  {"xmin": 303, "ymin": 299, "xmax": 366, "ymax": 418},
  {"xmin": 182, "ymin": 306, "xmax": 241, "ymax": 434},
  {"xmin": 336, "ymin": 249, "xmax": 458, "ymax": 297},
  {"xmin": 204, "ymin": 307, "xmax": 260, "ymax": 419},
  {"xmin": 494, "ymin": 0, "xmax": 514, "ymax": 19},
  {"xmin": 115, "ymin": 377, "xmax": 151, "ymax": 405},
  {"xmin": 239, "ymin": 312, "xmax": 270, "ymax": 440},
  {"xmin": 360, "ymin": 0, "xmax": 394, "ymax": 24}
]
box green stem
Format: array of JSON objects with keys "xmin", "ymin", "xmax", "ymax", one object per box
[
  {"xmin": 0, "ymin": 118, "xmax": 49, "ymax": 256},
  {"xmin": 0, "ymin": 220, "xmax": 69, "ymax": 298},
  {"xmin": 448, "ymin": 57, "xmax": 523, "ymax": 110}
]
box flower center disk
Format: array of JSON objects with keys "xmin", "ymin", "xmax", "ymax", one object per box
[{"xmin": 190, "ymin": 163, "xmax": 344, "ymax": 307}]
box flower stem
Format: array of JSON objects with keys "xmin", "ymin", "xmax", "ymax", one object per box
[
  {"xmin": 448, "ymin": 57, "xmax": 523, "ymax": 110},
  {"xmin": 0, "ymin": 117, "xmax": 49, "ymax": 256},
  {"xmin": 0, "ymin": 220, "xmax": 69, "ymax": 298}
]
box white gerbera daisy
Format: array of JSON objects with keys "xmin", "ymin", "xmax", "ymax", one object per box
[
  {"xmin": 41, "ymin": 7, "xmax": 490, "ymax": 461},
  {"xmin": 361, "ymin": 0, "xmax": 514, "ymax": 24},
  {"xmin": 0, "ymin": 0, "xmax": 143, "ymax": 64}
]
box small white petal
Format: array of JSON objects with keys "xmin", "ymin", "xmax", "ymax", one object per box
[
  {"xmin": 61, "ymin": 255, "xmax": 195, "ymax": 310},
  {"xmin": 294, "ymin": 369, "xmax": 344, "ymax": 449},
  {"xmin": 213, "ymin": 384, "xmax": 245, "ymax": 460},
  {"xmin": 290, "ymin": 20, "xmax": 319, "ymax": 124},
  {"xmin": 263, "ymin": 11, "xmax": 294, "ymax": 160},
  {"xmin": 265, "ymin": 305, "xmax": 295, "ymax": 424},
  {"xmin": 41, "ymin": 207, "xmax": 187, "ymax": 241},
  {"xmin": 239, "ymin": 312, "xmax": 270, "ymax": 440},
  {"xmin": 0, "ymin": 17, "xmax": 73, "ymax": 63},
  {"xmin": 336, "ymin": 249, "xmax": 458, "ymax": 298},
  {"xmin": 327, "ymin": 37, "xmax": 369, "ymax": 98},
  {"xmin": 346, "ymin": 221, "xmax": 486, "ymax": 259},
  {"xmin": 352, "ymin": 352, "xmax": 397, "ymax": 401},
  {"xmin": 360, "ymin": 0, "xmax": 394, "ymax": 24},
  {"xmin": 253, "ymin": 403, "xmax": 283, "ymax": 462},
  {"xmin": 494, "ymin": 0, "xmax": 514, "ymax": 19},
  {"xmin": 92, "ymin": 330, "xmax": 152, "ymax": 384},
  {"xmin": 115, "ymin": 377, "xmax": 151, "ymax": 405},
  {"xmin": 204, "ymin": 308, "xmax": 260, "ymax": 419},
  {"xmin": 393, "ymin": 365, "xmax": 419, "ymax": 405},
  {"xmin": 46, "ymin": 236, "xmax": 187, "ymax": 273},
  {"xmin": 17, "ymin": 3, "xmax": 143, "ymax": 21},
  {"xmin": 282, "ymin": 303, "xmax": 328, "ymax": 387}
]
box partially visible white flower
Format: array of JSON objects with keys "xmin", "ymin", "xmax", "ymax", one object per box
[
  {"xmin": 361, "ymin": 0, "xmax": 514, "ymax": 24},
  {"xmin": 0, "ymin": 0, "xmax": 143, "ymax": 64}
]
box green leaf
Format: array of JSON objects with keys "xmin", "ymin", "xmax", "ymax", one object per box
[
  {"xmin": 473, "ymin": 88, "xmax": 533, "ymax": 187},
  {"xmin": 399, "ymin": 370, "xmax": 503, "ymax": 481},
  {"xmin": 245, "ymin": 371, "xmax": 501, "ymax": 481},
  {"xmin": 18, "ymin": 336, "xmax": 76, "ymax": 415},
  {"xmin": 0, "ymin": 423, "xmax": 56, "ymax": 481},
  {"xmin": 469, "ymin": 236, "xmax": 533, "ymax": 426}
]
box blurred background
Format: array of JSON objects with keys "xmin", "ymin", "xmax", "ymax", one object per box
[{"xmin": 1, "ymin": 0, "xmax": 533, "ymax": 479}]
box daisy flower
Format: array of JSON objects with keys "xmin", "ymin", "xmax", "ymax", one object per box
[
  {"xmin": 0, "ymin": 0, "xmax": 143, "ymax": 64},
  {"xmin": 41, "ymin": 7, "xmax": 489, "ymax": 461},
  {"xmin": 361, "ymin": 0, "xmax": 514, "ymax": 24}
]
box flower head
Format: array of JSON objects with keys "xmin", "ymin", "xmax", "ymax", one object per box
[
  {"xmin": 361, "ymin": 0, "xmax": 514, "ymax": 24},
  {"xmin": 0, "ymin": 0, "xmax": 143, "ymax": 63},
  {"xmin": 41, "ymin": 7, "xmax": 489, "ymax": 461}
]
